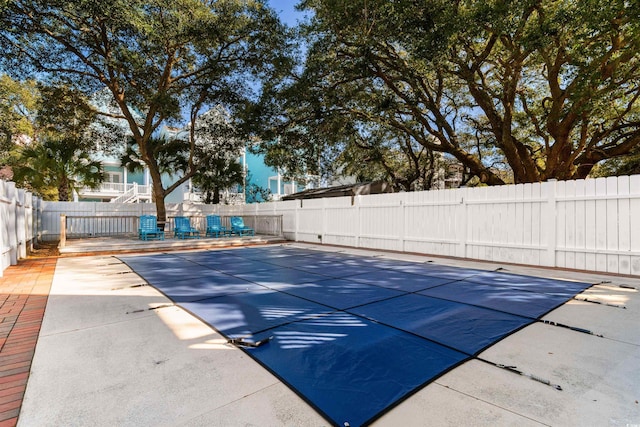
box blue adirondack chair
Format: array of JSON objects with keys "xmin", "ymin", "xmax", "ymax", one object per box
[
  {"xmin": 230, "ymin": 216, "xmax": 254, "ymax": 236},
  {"xmin": 174, "ymin": 216, "xmax": 200, "ymax": 239},
  {"xmin": 206, "ymin": 215, "xmax": 231, "ymax": 237},
  {"xmin": 138, "ymin": 215, "xmax": 164, "ymax": 241}
]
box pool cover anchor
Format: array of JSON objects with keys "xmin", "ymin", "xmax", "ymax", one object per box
[
  {"xmin": 111, "ymin": 283, "xmax": 148, "ymax": 291},
  {"xmin": 228, "ymin": 336, "xmax": 273, "ymax": 348},
  {"xmin": 493, "ymin": 363, "xmax": 563, "ymax": 391},
  {"xmin": 540, "ymin": 319, "xmax": 604, "ymax": 337},
  {"xmin": 572, "ymin": 296, "xmax": 626, "ymax": 309},
  {"xmin": 107, "ymin": 270, "xmax": 135, "ymax": 276}
]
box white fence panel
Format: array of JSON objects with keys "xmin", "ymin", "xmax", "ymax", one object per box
[
  {"xmin": 0, "ymin": 181, "xmax": 14, "ymax": 271},
  {"xmin": 552, "ymin": 176, "xmax": 640, "ymax": 275},
  {"xmin": 0, "ymin": 180, "xmax": 38, "ymax": 275},
  {"xmin": 23, "ymin": 174, "xmax": 640, "ymax": 275},
  {"xmin": 630, "ymin": 176, "xmax": 640, "ymax": 275},
  {"xmin": 294, "ymin": 198, "xmax": 325, "ymax": 244}
]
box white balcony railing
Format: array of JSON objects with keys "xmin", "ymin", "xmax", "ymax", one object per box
[
  {"xmin": 110, "ymin": 183, "xmax": 151, "ymax": 203},
  {"xmin": 79, "ymin": 182, "xmax": 152, "ymax": 202}
]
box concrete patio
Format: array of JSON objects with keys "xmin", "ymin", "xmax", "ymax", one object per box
[{"xmin": 11, "ymin": 242, "xmax": 640, "ymax": 426}]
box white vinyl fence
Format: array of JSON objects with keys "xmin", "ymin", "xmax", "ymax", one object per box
[
  {"xmin": 0, "ymin": 180, "xmax": 39, "ymax": 276},
  {"xmin": 40, "ymin": 202, "xmax": 222, "ymax": 241},
  {"xmin": 217, "ymin": 175, "xmax": 640, "ymax": 276},
  {"xmin": 33, "ymin": 174, "xmax": 640, "ymax": 276}
]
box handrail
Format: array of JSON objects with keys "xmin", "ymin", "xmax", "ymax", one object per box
[
  {"xmin": 78, "ymin": 182, "xmax": 152, "ymax": 202},
  {"xmin": 110, "ymin": 183, "xmax": 151, "ymax": 203},
  {"xmin": 60, "ymin": 214, "xmax": 66, "ymax": 248},
  {"xmin": 58, "ymin": 214, "xmax": 284, "ymax": 240},
  {"xmin": 110, "ymin": 186, "xmax": 136, "ymax": 203}
]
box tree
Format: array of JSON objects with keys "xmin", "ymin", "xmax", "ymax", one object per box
[
  {"xmin": 244, "ymin": 170, "xmax": 271, "ymax": 203},
  {"xmin": 336, "ymin": 127, "xmax": 444, "ymax": 191},
  {"xmin": 191, "ymin": 157, "xmax": 244, "ymax": 204},
  {"xmin": 12, "ymin": 136, "xmax": 103, "ymax": 200},
  {"xmin": 447, "ymin": 0, "xmax": 640, "ymax": 181},
  {"xmin": 122, "ymin": 106, "xmax": 246, "ymax": 205},
  {"xmin": 261, "ymin": 0, "xmax": 640, "ymax": 186},
  {"xmin": 0, "ymin": 76, "xmax": 101, "ymax": 186},
  {"xmin": 590, "ymin": 145, "xmax": 640, "ymax": 177},
  {"xmin": 188, "ymin": 106, "xmax": 246, "ymax": 204},
  {"xmin": 0, "ymin": 74, "xmax": 38, "ymax": 155},
  {"xmin": 36, "ymin": 84, "xmax": 98, "ymax": 143},
  {"xmin": 1, "ymin": 0, "xmax": 291, "ymax": 220}
]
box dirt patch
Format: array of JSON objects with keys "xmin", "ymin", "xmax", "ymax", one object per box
[{"xmin": 29, "ymin": 241, "xmax": 60, "ymax": 258}]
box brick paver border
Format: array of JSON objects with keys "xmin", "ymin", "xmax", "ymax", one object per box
[{"xmin": 0, "ymin": 258, "xmax": 55, "ymax": 427}]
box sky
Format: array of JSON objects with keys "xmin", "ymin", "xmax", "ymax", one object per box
[{"xmin": 267, "ymin": 0, "xmax": 308, "ymax": 26}]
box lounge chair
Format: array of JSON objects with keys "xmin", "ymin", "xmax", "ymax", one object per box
[
  {"xmin": 138, "ymin": 215, "xmax": 164, "ymax": 241},
  {"xmin": 206, "ymin": 215, "xmax": 231, "ymax": 237},
  {"xmin": 230, "ymin": 216, "xmax": 255, "ymax": 236},
  {"xmin": 174, "ymin": 216, "xmax": 200, "ymax": 239}
]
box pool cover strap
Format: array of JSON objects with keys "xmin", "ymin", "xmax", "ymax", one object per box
[
  {"xmin": 228, "ymin": 336, "xmax": 273, "ymax": 348},
  {"xmin": 484, "ymin": 359, "xmax": 563, "ymax": 391}
]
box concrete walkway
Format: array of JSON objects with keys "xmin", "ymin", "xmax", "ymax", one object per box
[{"xmin": 5, "ymin": 244, "xmax": 640, "ymax": 426}]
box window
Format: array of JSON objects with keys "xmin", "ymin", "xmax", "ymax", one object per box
[{"xmin": 105, "ymin": 172, "xmax": 122, "ymax": 183}]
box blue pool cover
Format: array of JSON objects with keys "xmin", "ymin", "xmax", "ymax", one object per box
[{"xmin": 120, "ymin": 247, "xmax": 592, "ymax": 426}]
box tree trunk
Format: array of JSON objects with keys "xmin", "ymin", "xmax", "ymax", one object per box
[
  {"xmin": 58, "ymin": 175, "xmax": 69, "ymax": 201},
  {"xmin": 148, "ymin": 165, "xmax": 167, "ymax": 228},
  {"xmin": 213, "ymin": 185, "xmax": 221, "ymax": 204}
]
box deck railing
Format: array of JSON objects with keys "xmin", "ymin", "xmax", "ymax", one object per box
[
  {"xmin": 59, "ymin": 214, "xmax": 283, "ymax": 248},
  {"xmin": 79, "ymin": 182, "xmax": 152, "ymax": 201},
  {"xmin": 165, "ymin": 215, "xmax": 283, "ymax": 236}
]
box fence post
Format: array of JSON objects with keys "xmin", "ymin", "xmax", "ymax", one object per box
[
  {"xmin": 399, "ymin": 196, "xmax": 405, "ymax": 253},
  {"xmin": 36, "ymin": 196, "xmax": 42, "ymax": 244},
  {"xmin": 544, "ymin": 179, "xmax": 558, "ymax": 267},
  {"xmin": 294, "ymin": 200, "xmax": 300, "ymax": 242},
  {"xmin": 355, "ymin": 195, "xmax": 361, "ymax": 248},
  {"xmin": 458, "ymin": 188, "xmax": 468, "ymax": 258},
  {"xmin": 0, "ymin": 180, "xmax": 6, "ymax": 276},
  {"xmin": 6, "ymin": 182, "xmax": 17, "ymax": 266},
  {"xmin": 59, "ymin": 214, "xmax": 66, "ymax": 248},
  {"xmin": 17, "ymin": 189, "xmax": 26, "ymax": 260},
  {"xmin": 25, "ymin": 191, "xmax": 33, "ymax": 253}
]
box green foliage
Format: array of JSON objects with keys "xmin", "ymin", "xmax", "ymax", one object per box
[
  {"xmin": 1, "ymin": 0, "xmax": 292, "ymax": 218},
  {"xmin": 189, "ymin": 105, "xmax": 247, "ymax": 203},
  {"xmin": 36, "ymin": 84, "xmax": 97, "ymax": 144},
  {"xmin": 191, "ymin": 157, "xmax": 244, "ymax": 204},
  {"xmin": 120, "ymin": 136, "xmax": 189, "ymax": 177},
  {"xmin": 590, "ymin": 146, "xmax": 640, "ymax": 177},
  {"xmin": 256, "ymin": 0, "xmax": 640, "ymax": 186},
  {"xmin": 336, "ymin": 127, "xmax": 443, "ymax": 191},
  {"xmin": 0, "ymin": 74, "xmax": 38, "ymax": 154},
  {"xmin": 244, "ymin": 169, "xmax": 271, "ymax": 203},
  {"xmin": 11, "ymin": 137, "xmax": 104, "ymax": 201}
]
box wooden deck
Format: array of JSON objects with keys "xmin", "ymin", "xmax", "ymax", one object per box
[{"xmin": 58, "ymin": 234, "xmax": 287, "ymax": 256}]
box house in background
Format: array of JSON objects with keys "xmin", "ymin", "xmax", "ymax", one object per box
[
  {"xmin": 242, "ymin": 151, "xmax": 311, "ymax": 202},
  {"xmin": 182, "ymin": 148, "xmax": 313, "ymax": 204},
  {"xmin": 75, "ymin": 151, "xmax": 154, "ymax": 203},
  {"xmin": 75, "ymin": 93, "xmax": 317, "ymax": 204},
  {"xmin": 76, "ymin": 141, "xmax": 311, "ymax": 205}
]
